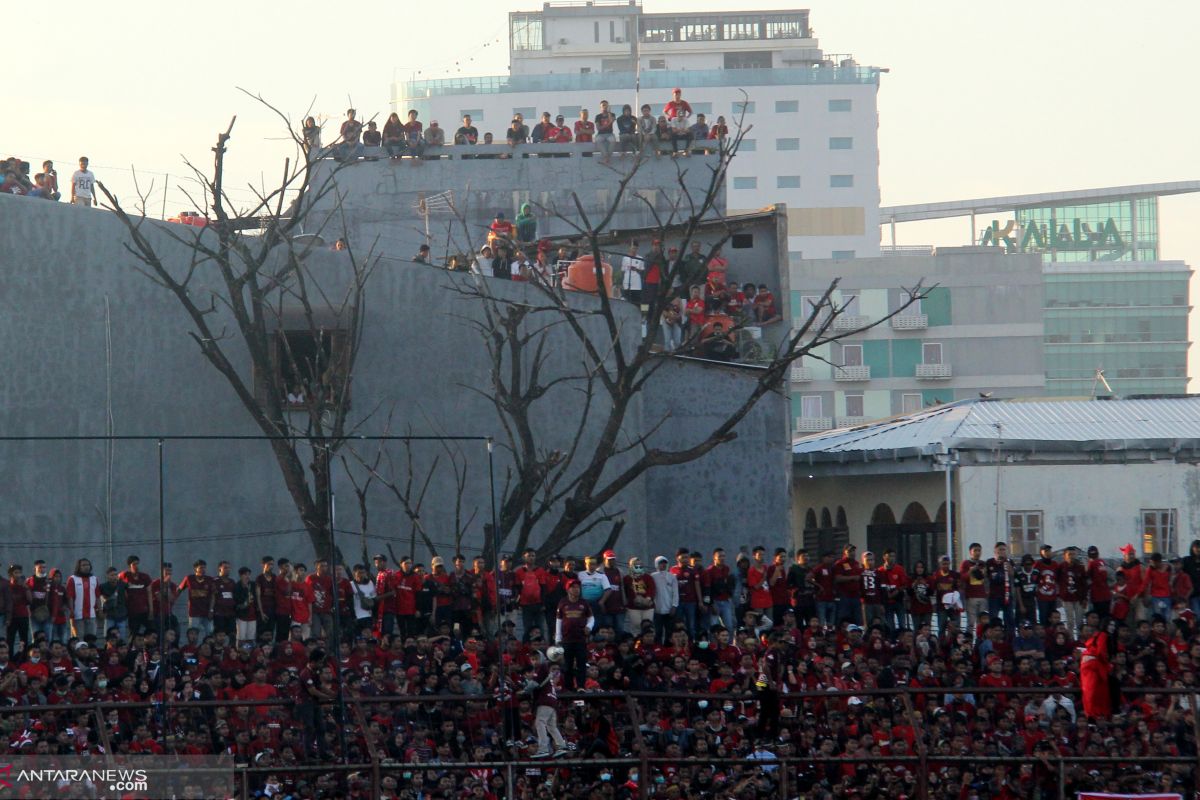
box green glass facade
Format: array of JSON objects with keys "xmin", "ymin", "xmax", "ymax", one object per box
[
  {"xmin": 1043, "ymin": 269, "xmax": 1190, "ymax": 396},
  {"xmin": 1014, "ymin": 198, "xmax": 1157, "ymax": 262}
]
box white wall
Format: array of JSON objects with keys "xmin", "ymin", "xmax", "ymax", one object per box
[{"xmin": 957, "ymin": 462, "xmax": 1200, "ymax": 558}]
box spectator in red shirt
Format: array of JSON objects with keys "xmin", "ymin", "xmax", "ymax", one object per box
[
  {"xmin": 272, "ymin": 559, "xmax": 294, "ymax": 643},
  {"xmin": 120, "ymin": 555, "xmax": 153, "ymax": 638},
  {"xmin": 1033, "ymin": 544, "xmax": 1060, "ymax": 626},
  {"xmin": 305, "ymin": 559, "xmax": 335, "ymax": 641},
  {"xmin": 747, "ymin": 547, "xmax": 773, "ymax": 616},
  {"xmin": 766, "ymin": 548, "xmax": 791, "ymax": 625},
  {"xmin": 1117, "ymin": 543, "xmax": 1146, "ymax": 621},
  {"xmin": 703, "ymin": 548, "xmax": 734, "ymax": 633},
  {"xmin": 212, "ymin": 561, "xmax": 238, "ymax": 640},
  {"xmin": 178, "ymin": 560, "xmax": 215, "ymax": 641},
  {"xmin": 290, "ymin": 563, "xmax": 313, "ymax": 639},
  {"xmin": 833, "ymin": 544, "xmax": 863, "ymax": 626},
  {"xmin": 671, "ymin": 549, "xmax": 702, "ymax": 639},
  {"xmin": 859, "ymin": 552, "xmax": 884, "ymax": 629},
  {"xmin": 150, "ymin": 562, "xmax": 179, "ymax": 637},
  {"xmin": 254, "ymin": 557, "xmax": 277, "ymax": 636},
  {"xmin": 555, "ymin": 580, "xmax": 592, "ymax": 690},
  {"xmin": 959, "ymin": 542, "xmax": 989, "ymax": 631},
  {"xmin": 811, "ymin": 551, "xmax": 837, "ymax": 629},
  {"xmin": 573, "ymin": 108, "xmax": 595, "ymax": 144},
  {"xmin": 877, "ymin": 549, "xmax": 909, "ymax": 633},
  {"xmin": 1085, "ymin": 545, "xmax": 1112, "ymax": 618},
  {"xmin": 624, "ymin": 558, "xmax": 656, "ymax": 634},
  {"xmin": 1145, "ymin": 553, "xmax": 1173, "ymax": 621},
  {"xmin": 7, "ymin": 564, "xmax": 30, "ymax": 651},
  {"xmin": 515, "ymin": 549, "xmax": 547, "ymax": 641}
]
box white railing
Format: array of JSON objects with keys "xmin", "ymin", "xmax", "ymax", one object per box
[
  {"xmin": 794, "ymin": 416, "xmax": 833, "ymax": 433},
  {"xmin": 916, "ymin": 363, "xmax": 952, "ymax": 379},
  {"xmin": 833, "ymin": 365, "xmax": 870, "ymax": 381},
  {"xmin": 890, "ymin": 313, "xmax": 928, "ymax": 330},
  {"xmin": 838, "ymin": 416, "xmax": 870, "ymax": 427},
  {"xmin": 789, "ymin": 366, "xmax": 813, "ymax": 382},
  {"xmin": 832, "ymin": 314, "xmax": 870, "ymax": 331}
]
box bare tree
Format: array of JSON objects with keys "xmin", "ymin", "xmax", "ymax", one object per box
[
  {"xmin": 97, "ymin": 94, "xmax": 377, "ymax": 558},
  {"xmin": 448, "ymin": 124, "xmax": 929, "ymax": 558}
]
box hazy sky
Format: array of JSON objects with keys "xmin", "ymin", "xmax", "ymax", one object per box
[{"xmin": 11, "ymin": 0, "xmax": 1197, "ymax": 380}]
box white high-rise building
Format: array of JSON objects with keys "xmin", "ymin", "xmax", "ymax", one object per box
[{"xmin": 391, "ymin": 1, "xmax": 882, "ymax": 259}]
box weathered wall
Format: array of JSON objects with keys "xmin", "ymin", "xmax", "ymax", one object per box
[{"xmin": 0, "ymin": 183, "xmax": 787, "ymax": 571}]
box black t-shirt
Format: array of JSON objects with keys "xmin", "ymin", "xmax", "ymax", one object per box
[
  {"xmin": 616, "ymin": 114, "xmax": 637, "ymax": 135},
  {"xmin": 595, "ymin": 111, "xmax": 614, "ymax": 134},
  {"xmin": 506, "ymin": 127, "xmax": 525, "ymax": 144},
  {"xmin": 455, "ymin": 126, "xmax": 479, "ymax": 144},
  {"xmin": 362, "ymin": 129, "xmax": 381, "ymax": 147}
]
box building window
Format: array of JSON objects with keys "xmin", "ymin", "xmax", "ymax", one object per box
[
  {"xmin": 730, "ymin": 233, "xmax": 754, "ymax": 249},
  {"xmin": 594, "ymin": 21, "xmax": 600, "ymax": 42},
  {"xmin": 800, "ymin": 294, "xmax": 826, "ymax": 323},
  {"xmin": 829, "ymin": 137, "xmax": 853, "ymax": 150},
  {"xmin": 922, "ymin": 343, "xmax": 943, "ymax": 365},
  {"xmin": 830, "ymin": 174, "xmax": 854, "ymax": 188},
  {"xmin": 828, "ymin": 99, "xmax": 852, "ymax": 112},
  {"xmin": 801, "ymin": 395, "xmax": 823, "ymax": 418},
  {"xmin": 788, "ymin": 250, "xmax": 804, "ymax": 262},
  {"xmin": 777, "ymin": 176, "xmax": 801, "ymax": 189},
  {"xmin": 841, "ymin": 344, "xmax": 863, "ymax": 366},
  {"xmin": 724, "ymin": 51, "xmax": 771, "ymax": 69},
  {"xmin": 558, "ymin": 105, "xmax": 581, "ymax": 120},
  {"xmin": 841, "ymin": 294, "xmax": 860, "ymax": 315},
  {"xmin": 776, "ymin": 138, "xmax": 800, "ymax": 151},
  {"xmin": 739, "ymin": 139, "xmax": 757, "ymax": 151},
  {"xmin": 733, "ymin": 177, "xmax": 757, "ymax": 190},
  {"xmin": 609, "ymin": 20, "xmax": 615, "ymax": 41},
  {"xmin": 733, "ymin": 100, "xmax": 755, "ymax": 115},
  {"xmin": 832, "ymin": 250, "xmax": 856, "ymax": 259},
  {"xmin": 1007, "ymin": 511, "xmax": 1043, "ymax": 556},
  {"xmin": 649, "ymin": 58, "xmax": 667, "ymax": 69},
  {"xmin": 692, "ymin": 102, "xmax": 713, "ymax": 116},
  {"xmin": 901, "ymin": 393, "xmax": 922, "ymax": 413},
  {"xmin": 1141, "ymin": 509, "xmax": 1177, "ymax": 555},
  {"xmin": 845, "ymin": 393, "xmax": 865, "ymax": 418},
  {"xmin": 775, "ymin": 100, "xmax": 799, "ymax": 113},
  {"xmin": 269, "ymin": 328, "xmax": 350, "ymax": 410},
  {"xmin": 512, "ymin": 106, "xmax": 536, "ymax": 122},
  {"xmin": 459, "ymin": 109, "xmax": 484, "ymax": 123}
]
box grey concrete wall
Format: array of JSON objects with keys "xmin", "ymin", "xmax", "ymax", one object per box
[{"xmin": 0, "ymin": 187, "xmax": 785, "ymax": 573}]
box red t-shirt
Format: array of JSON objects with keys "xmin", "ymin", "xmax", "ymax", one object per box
[
  {"xmin": 747, "ymin": 565, "xmax": 772, "ymax": 609},
  {"xmin": 1057, "ymin": 562, "xmax": 1087, "ymax": 602},
  {"xmin": 685, "ymin": 298, "xmax": 706, "ymax": 327},
  {"xmin": 213, "ymin": 577, "xmax": 237, "ymax": 617},
  {"xmin": 671, "ymin": 565, "xmax": 700, "ymax": 604},
  {"xmin": 306, "ymin": 573, "xmax": 334, "ymax": 614},
  {"xmin": 1034, "ymin": 560, "xmax": 1060, "ymax": 600},
  {"xmin": 573, "ymin": 120, "xmax": 595, "ymax": 143},
  {"xmin": 834, "ymin": 557, "xmax": 862, "ymax": 599},
  {"xmin": 274, "ymin": 574, "xmax": 293, "ymax": 614},
  {"xmin": 811, "ymin": 564, "xmax": 835, "ymax": 602},
  {"xmin": 290, "ymin": 580, "xmax": 312, "ymax": 623},
  {"xmin": 179, "ymin": 574, "xmax": 214, "ymax": 618},
  {"xmin": 390, "ymin": 570, "xmax": 421, "ymax": 616},
  {"xmin": 1146, "ymin": 566, "xmax": 1172, "ymax": 598},
  {"xmin": 860, "ymin": 569, "xmax": 882, "ymax": 603},
  {"xmin": 1086, "ymin": 559, "xmax": 1112, "ymax": 602},
  {"xmin": 556, "ymin": 598, "xmax": 591, "ymax": 643},
  {"xmin": 959, "ymin": 559, "xmax": 988, "ymax": 599},
  {"xmin": 255, "ymin": 573, "xmax": 276, "ymax": 617},
  {"xmin": 515, "ymin": 566, "xmax": 545, "ymax": 606},
  {"xmin": 120, "ymin": 569, "xmax": 152, "ymax": 615}
]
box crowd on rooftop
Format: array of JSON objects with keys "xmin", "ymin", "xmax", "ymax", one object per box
[
  {"xmin": 0, "ymin": 537, "xmax": 1196, "ymax": 799},
  {"xmin": 2, "ymin": 155, "xmax": 97, "ymax": 206},
  {"xmin": 313, "ymin": 88, "xmax": 725, "ymax": 165}
]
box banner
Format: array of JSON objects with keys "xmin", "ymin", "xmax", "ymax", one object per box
[{"xmin": 1077, "ymin": 794, "xmax": 1182, "ymax": 800}]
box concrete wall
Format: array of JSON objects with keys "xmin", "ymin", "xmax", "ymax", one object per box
[
  {"xmin": 0, "ymin": 187, "xmax": 787, "ymax": 572},
  {"xmin": 958, "ymin": 462, "xmax": 1200, "ymax": 559}
]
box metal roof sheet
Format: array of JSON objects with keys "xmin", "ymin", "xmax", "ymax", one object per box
[{"xmin": 793, "ymin": 397, "xmax": 1200, "ymax": 458}]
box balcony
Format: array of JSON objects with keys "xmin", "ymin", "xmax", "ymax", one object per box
[
  {"xmin": 790, "ymin": 366, "xmax": 813, "ymax": 382},
  {"xmin": 838, "ymin": 416, "xmax": 870, "ymax": 428},
  {"xmin": 890, "ymin": 313, "xmax": 928, "ymax": 331},
  {"xmin": 832, "ymin": 314, "xmax": 870, "ymax": 331},
  {"xmin": 833, "ymin": 365, "xmax": 870, "ymax": 382},
  {"xmin": 916, "ymin": 363, "xmax": 952, "ymax": 379},
  {"xmin": 794, "ymin": 416, "xmax": 833, "ymax": 433}
]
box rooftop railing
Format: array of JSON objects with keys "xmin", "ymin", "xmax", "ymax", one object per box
[{"xmin": 400, "ymin": 65, "xmax": 881, "ymax": 98}]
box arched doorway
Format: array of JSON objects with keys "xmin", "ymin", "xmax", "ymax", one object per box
[
  {"xmin": 801, "ymin": 505, "xmax": 849, "ymax": 556},
  {"xmin": 868, "ymin": 500, "xmax": 939, "ymax": 569}
]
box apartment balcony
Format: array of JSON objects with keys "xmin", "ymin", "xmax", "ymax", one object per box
[
  {"xmin": 832, "ymin": 314, "xmax": 871, "ymax": 331},
  {"xmin": 838, "ymin": 416, "xmax": 870, "ymax": 428},
  {"xmin": 789, "ymin": 366, "xmax": 813, "ymax": 382},
  {"xmin": 833, "ymin": 365, "xmax": 871, "ymax": 382},
  {"xmin": 794, "ymin": 416, "xmax": 833, "ymax": 433},
  {"xmin": 916, "ymin": 363, "xmax": 952, "ymax": 379},
  {"xmin": 890, "ymin": 313, "xmax": 928, "ymax": 331}
]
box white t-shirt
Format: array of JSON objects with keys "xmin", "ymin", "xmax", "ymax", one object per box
[
  {"xmin": 72, "ymin": 169, "xmax": 96, "ymax": 198},
  {"xmin": 352, "ymin": 580, "xmax": 377, "ymax": 620},
  {"xmin": 473, "ymin": 257, "xmax": 494, "ymax": 277},
  {"xmin": 621, "ymin": 255, "xmax": 644, "ymax": 290}
]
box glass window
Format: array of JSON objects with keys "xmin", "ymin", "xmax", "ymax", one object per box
[
  {"xmin": 801, "ymin": 396, "xmax": 823, "ymax": 418},
  {"xmin": 829, "ymin": 137, "xmax": 853, "ymax": 150},
  {"xmin": 733, "ymin": 100, "xmax": 755, "ymax": 115},
  {"xmin": 832, "ymin": 250, "xmax": 856, "ymax": 259},
  {"xmin": 558, "ymin": 105, "xmax": 581, "ymax": 120},
  {"xmin": 777, "ymin": 176, "xmax": 801, "ymax": 189},
  {"xmin": 830, "ymin": 174, "xmax": 854, "ymax": 188},
  {"xmin": 828, "ymin": 99, "xmax": 852, "ymax": 112},
  {"xmin": 777, "ymin": 138, "xmax": 800, "ymax": 151},
  {"xmin": 692, "ymin": 102, "xmax": 713, "ymax": 116},
  {"xmin": 845, "ymin": 393, "xmax": 865, "ymax": 418},
  {"xmin": 788, "ymin": 250, "xmax": 804, "ymax": 262},
  {"xmin": 775, "ymin": 100, "xmax": 799, "ymax": 113},
  {"xmin": 510, "ymin": 14, "xmax": 544, "ymax": 51},
  {"xmin": 733, "ymin": 177, "xmax": 757, "ymax": 190},
  {"xmin": 841, "ymin": 294, "xmax": 860, "ymax": 315},
  {"xmin": 842, "ymin": 344, "xmax": 863, "ymax": 366},
  {"xmin": 901, "ymin": 393, "xmax": 922, "ymax": 413},
  {"xmin": 922, "ymin": 343, "xmax": 942, "ymax": 364},
  {"xmin": 648, "ymin": 58, "xmax": 667, "ymax": 69},
  {"xmin": 512, "ymin": 107, "xmax": 536, "ymax": 122},
  {"xmin": 1141, "ymin": 509, "xmax": 1177, "ymax": 555},
  {"xmin": 724, "ymin": 51, "xmax": 771, "ymax": 69},
  {"xmin": 680, "ymin": 22, "xmax": 718, "ymax": 41},
  {"xmin": 1007, "ymin": 511, "xmax": 1042, "ymax": 555},
  {"xmin": 740, "ymin": 139, "xmax": 757, "ymax": 151}
]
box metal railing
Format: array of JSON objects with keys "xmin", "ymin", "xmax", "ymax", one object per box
[{"xmin": 2, "ymin": 685, "xmax": 1195, "ymax": 799}]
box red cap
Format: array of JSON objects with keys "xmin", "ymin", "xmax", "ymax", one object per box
[
  {"xmin": 602, "ymin": 550, "xmax": 616, "ymax": 559},
  {"xmin": 672, "ymin": 87, "xmax": 682, "ymax": 93},
  {"xmin": 1118, "ymin": 543, "xmax": 1136, "ymax": 556}
]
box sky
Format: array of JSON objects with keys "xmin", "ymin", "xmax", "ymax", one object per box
[{"xmin": 9, "ymin": 0, "xmax": 1198, "ymax": 380}]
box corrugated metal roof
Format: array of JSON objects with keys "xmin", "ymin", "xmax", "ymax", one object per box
[{"xmin": 793, "ymin": 397, "xmax": 1200, "ymax": 459}]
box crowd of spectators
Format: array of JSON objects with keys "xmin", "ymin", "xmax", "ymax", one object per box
[
  {"xmin": 0, "ymin": 539, "xmax": 1196, "ymax": 799},
  {"xmin": 2, "ymin": 155, "xmax": 97, "ymax": 206},
  {"xmin": 314, "ymin": 89, "xmax": 726, "ymax": 165}
]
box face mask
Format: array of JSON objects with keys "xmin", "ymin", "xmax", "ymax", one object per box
[
  {"xmin": 723, "ymin": 704, "xmax": 734, "ymax": 712},
  {"xmin": 600, "ymin": 773, "xmax": 612, "ymax": 782},
  {"xmin": 698, "ymin": 641, "xmax": 709, "ymax": 650},
  {"xmin": 632, "ymin": 566, "xmax": 644, "ymax": 575}
]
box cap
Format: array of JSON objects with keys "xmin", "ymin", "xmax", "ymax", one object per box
[
  {"xmin": 460, "ymin": 662, "xmax": 473, "ymax": 672},
  {"xmin": 1087, "ymin": 545, "xmax": 1100, "ymax": 555},
  {"xmin": 495, "ymin": 211, "xmax": 505, "ymax": 219},
  {"xmin": 654, "ymin": 555, "xmax": 668, "ymax": 564},
  {"xmin": 1039, "ymin": 543, "xmax": 1053, "ymax": 551},
  {"xmin": 672, "ymin": 87, "xmax": 682, "ymax": 93},
  {"xmin": 847, "ymin": 624, "xmax": 863, "ymax": 633},
  {"xmin": 840, "ymin": 661, "xmax": 853, "ymax": 670},
  {"xmin": 430, "ymin": 557, "xmax": 445, "ymax": 568},
  {"xmin": 847, "ymin": 697, "xmax": 863, "ymax": 706},
  {"xmin": 372, "ymin": 554, "xmax": 387, "ymax": 561},
  {"xmin": 1119, "ymin": 543, "xmax": 1136, "ymax": 556},
  {"xmin": 602, "ymin": 549, "xmax": 616, "ymax": 559}
]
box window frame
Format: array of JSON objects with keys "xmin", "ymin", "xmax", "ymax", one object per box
[
  {"xmin": 800, "ymin": 395, "xmax": 823, "ymax": 418},
  {"xmin": 922, "ymin": 342, "xmax": 943, "ymax": 365},
  {"xmin": 1007, "ymin": 510, "xmax": 1043, "ymax": 556},
  {"xmin": 844, "ymin": 393, "xmax": 865, "ymax": 418},
  {"xmin": 900, "ymin": 393, "xmax": 923, "ymax": 414},
  {"xmin": 1141, "ymin": 508, "xmax": 1178, "ymax": 555},
  {"xmin": 841, "ymin": 343, "xmax": 863, "ymax": 367}
]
